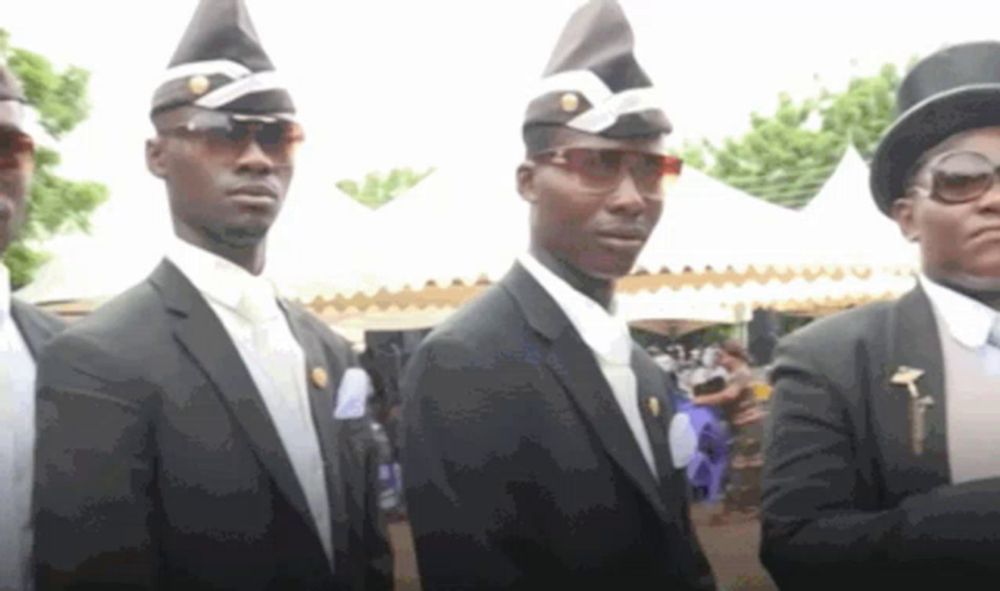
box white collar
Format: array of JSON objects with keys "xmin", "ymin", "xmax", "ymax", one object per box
[
  {"xmin": 518, "ymin": 253, "xmax": 631, "ymax": 365},
  {"xmin": 166, "ymin": 236, "xmax": 277, "ymax": 316},
  {"xmin": 0, "ymin": 262, "xmax": 10, "ymax": 322},
  {"xmin": 919, "ymin": 273, "xmax": 997, "ymax": 349}
]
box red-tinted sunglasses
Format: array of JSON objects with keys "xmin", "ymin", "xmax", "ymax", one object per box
[
  {"xmin": 534, "ymin": 147, "xmax": 682, "ymax": 198},
  {"xmin": 0, "ymin": 127, "xmax": 35, "ymax": 171}
]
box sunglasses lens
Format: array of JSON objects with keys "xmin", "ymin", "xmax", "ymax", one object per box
[
  {"xmin": 933, "ymin": 152, "xmax": 995, "ymax": 203},
  {"xmin": 0, "ymin": 129, "xmax": 34, "ymax": 170},
  {"xmin": 563, "ymin": 148, "xmax": 622, "ymax": 190},
  {"xmin": 178, "ymin": 118, "xmax": 302, "ymax": 163},
  {"xmin": 631, "ymin": 154, "xmax": 683, "ymax": 195}
]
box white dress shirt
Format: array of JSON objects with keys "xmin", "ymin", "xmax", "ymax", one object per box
[
  {"xmin": 920, "ymin": 274, "xmax": 1000, "ymax": 483},
  {"xmin": 0, "ymin": 263, "xmax": 36, "ymax": 591},
  {"xmin": 519, "ymin": 254, "xmax": 658, "ymax": 479},
  {"xmin": 166, "ymin": 238, "xmax": 334, "ymax": 565}
]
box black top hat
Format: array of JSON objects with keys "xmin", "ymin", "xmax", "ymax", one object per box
[
  {"xmin": 870, "ymin": 41, "xmax": 1000, "ymax": 215},
  {"xmin": 522, "ymin": 0, "xmax": 671, "ymax": 153},
  {"xmin": 150, "ymin": 0, "xmax": 294, "ymax": 117}
]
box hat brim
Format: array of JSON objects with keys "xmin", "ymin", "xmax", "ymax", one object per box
[{"xmin": 870, "ymin": 84, "xmax": 1000, "ymax": 216}]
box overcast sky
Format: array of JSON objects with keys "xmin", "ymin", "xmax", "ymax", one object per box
[{"xmin": 6, "ymin": 0, "xmax": 1000, "ymax": 217}]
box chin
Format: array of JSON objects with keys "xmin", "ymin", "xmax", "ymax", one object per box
[{"xmin": 581, "ymin": 256, "xmax": 636, "ymax": 281}]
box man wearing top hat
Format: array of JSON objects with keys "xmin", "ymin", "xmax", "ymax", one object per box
[
  {"xmin": 762, "ymin": 41, "xmax": 1000, "ymax": 587},
  {"xmin": 31, "ymin": 1, "xmax": 391, "ymax": 589},
  {"xmin": 401, "ymin": 1, "xmax": 715, "ymax": 588},
  {"xmin": 0, "ymin": 64, "xmax": 65, "ymax": 591}
]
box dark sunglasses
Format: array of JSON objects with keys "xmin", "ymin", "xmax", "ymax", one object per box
[
  {"xmin": 160, "ymin": 112, "xmax": 304, "ymax": 163},
  {"xmin": 924, "ymin": 151, "xmax": 1000, "ymax": 204},
  {"xmin": 0, "ymin": 127, "xmax": 35, "ymax": 171},
  {"xmin": 534, "ymin": 147, "xmax": 682, "ymax": 198}
]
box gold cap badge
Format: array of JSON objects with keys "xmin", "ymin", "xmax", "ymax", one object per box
[
  {"xmin": 560, "ymin": 92, "xmax": 580, "ymax": 113},
  {"xmin": 310, "ymin": 367, "xmax": 328, "ymax": 389},
  {"xmin": 188, "ymin": 75, "xmax": 211, "ymax": 96},
  {"xmin": 647, "ymin": 396, "xmax": 661, "ymax": 418}
]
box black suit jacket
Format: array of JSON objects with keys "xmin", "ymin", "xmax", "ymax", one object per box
[
  {"xmin": 762, "ymin": 286, "xmax": 1000, "ymax": 588},
  {"xmin": 10, "ymin": 297, "xmax": 65, "ymax": 359},
  {"xmin": 33, "ymin": 260, "xmax": 392, "ymax": 590},
  {"xmin": 402, "ymin": 263, "xmax": 715, "ymax": 590}
]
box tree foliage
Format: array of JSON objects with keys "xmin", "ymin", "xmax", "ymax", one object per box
[
  {"xmin": 336, "ymin": 167, "xmax": 435, "ymax": 209},
  {"xmin": 679, "ymin": 63, "xmax": 903, "ymax": 208},
  {"xmin": 1, "ymin": 29, "xmax": 107, "ymax": 287}
]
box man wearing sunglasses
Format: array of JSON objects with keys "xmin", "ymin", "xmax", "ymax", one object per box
[
  {"xmin": 762, "ymin": 42, "xmax": 1000, "ymax": 587},
  {"xmin": 401, "ymin": 2, "xmax": 715, "ymax": 589},
  {"xmin": 31, "ymin": 1, "xmax": 391, "ymax": 589},
  {"xmin": 0, "ymin": 65, "xmax": 65, "ymax": 591}
]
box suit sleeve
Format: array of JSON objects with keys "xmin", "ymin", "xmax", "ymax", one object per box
[
  {"xmin": 401, "ymin": 335, "xmax": 538, "ymax": 590},
  {"xmin": 760, "ymin": 336, "xmax": 1000, "ymax": 587},
  {"xmin": 33, "ymin": 331, "xmax": 159, "ymax": 589}
]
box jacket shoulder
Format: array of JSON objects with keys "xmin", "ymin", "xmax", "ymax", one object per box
[
  {"xmin": 780, "ymin": 298, "xmax": 896, "ymax": 355},
  {"xmin": 11, "ymin": 297, "xmax": 66, "ymax": 334}
]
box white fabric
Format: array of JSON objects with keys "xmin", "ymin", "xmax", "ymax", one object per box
[
  {"xmin": 920, "ymin": 275, "xmax": 1000, "ymax": 483},
  {"xmin": 0, "ymin": 263, "xmax": 36, "ymax": 590},
  {"xmin": 533, "ymin": 69, "xmax": 612, "ymax": 106},
  {"xmin": 530, "ymin": 69, "xmax": 665, "ymax": 134},
  {"xmin": 194, "ymin": 70, "xmax": 286, "ymax": 110},
  {"xmin": 518, "ymin": 253, "xmax": 658, "ymax": 478},
  {"xmin": 334, "ymin": 368, "xmax": 370, "ymax": 419},
  {"xmin": 158, "ymin": 59, "xmax": 252, "ymax": 85},
  {"xmin": 567, "ymin": 87, "xmax": 665, "ymax": 134},
  {"xmin": 166, "ymin": 238, "xmax": 334, "ymax": 566},
  {"xmin": 919, "ymin": 274, "xmax": 1000, "ymax": 373}
]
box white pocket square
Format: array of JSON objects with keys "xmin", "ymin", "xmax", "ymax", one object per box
[
  {"xmin": 334, "ymin": 368, "xmax": 371, "ymax": 419},
  {"xmin": 669, "ymin": 413, "xmax": 697, "ymax": 469}
]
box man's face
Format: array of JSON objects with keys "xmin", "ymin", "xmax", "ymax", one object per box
[
  {"xmin": 893, "ymin": 127, "xmax": 1000, "ymax": 290},
  {"xmin": 0, "ymin": 101, "xmax": 34, "ymax": 254},
  {"xmin": 146, "ymin": 107, "xmax": 299, "ymax": 251},
  {"xmin": 517, "ymin": 128, "xmax": 672, "ymax": 280}
]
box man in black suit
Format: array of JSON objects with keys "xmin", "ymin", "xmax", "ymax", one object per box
[
  {"xmin": 762, "ymin": 41, "xmax": 1000, "ymax": 588},
  {"xmin": 401, "ymin": 2, "xmax": 715, "ymax": 589},
  {"xmin": 32, "ymin": 2, "xmax": 391, "ymax": 589},
  {"xmin": 0, "ymin": 64, "xmax": 65, "ymax": 591}
]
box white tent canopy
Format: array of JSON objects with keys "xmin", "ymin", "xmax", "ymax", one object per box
[
  {"xmin": 17, "ymin": 180, "xmax": 375, "ymax": 305},
  {"xmin": 801, "ymin": 146, "xmax": 919, "ymax": 271}
]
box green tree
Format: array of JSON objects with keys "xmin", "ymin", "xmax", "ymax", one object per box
[
  {"xmin": 680, "ymin": 63, "xmax": 902, "ymax": 208},
  {"xmin": 336, "ymin": 166, "xmax": 435, "ymax": 209},
  {"xmin": 1, "ymin": 29, "xmax": 107, "ymax": 288}
]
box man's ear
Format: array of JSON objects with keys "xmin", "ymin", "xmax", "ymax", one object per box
[
  {"xmin": 891, "ymin": 195, "xmax": 919, "ymax": 242},
  {"xmin": 516, "ymin": 161, "xmax": 538, "ymax": 204},
  {"xmin": 146, "ymin": 136, "xmax": 169, "ymax": 179}
]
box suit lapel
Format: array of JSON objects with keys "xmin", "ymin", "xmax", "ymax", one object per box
[
  {"xmin": 501, "ymin": 263, "xmax": 671, "ymax": 522},
  {"xmin": 631, "ymin": 347, "xmax": 676, "ymax": 492},
  {"xmin": 281, "ymin": 303, "xmax": 350, "ymax": 553},
  {"xmin": 149, "ymin": 261, "xmax": 319, "ymax": 538},
  {"xmin": 10, "ymin": 299, "xmax": 56, "ymax": 359},
  {"xmin": 876, "ymin": 286, "xmax": 950, "ymax": 499}
]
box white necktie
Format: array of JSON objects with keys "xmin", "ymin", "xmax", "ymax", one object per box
[{"xmin": 233, "ymin": 286, "xmax": 334, "ymax": 564}]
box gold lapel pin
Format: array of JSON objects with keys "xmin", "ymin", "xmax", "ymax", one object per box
[
  {"xmin": 560, "ymin": 92, "xmax": 580, "ymax": 113},
  {"xmin": 890, "ymin": 366, "xmax": 925, "ymax": 399},
  {"xmin": 891, "ymin": 365, "xmax": 932, "ymax": 456},
  {"xmin": 310, "ymin": 367, "xmax": 328, "ymax": 389},
  {"xmin": 647, "ymin": 396, "xmax": 661, "ymax": 418},
  {"xmin": 188, "ymin": 74, "xmax": 210, "ymax": 96}
]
